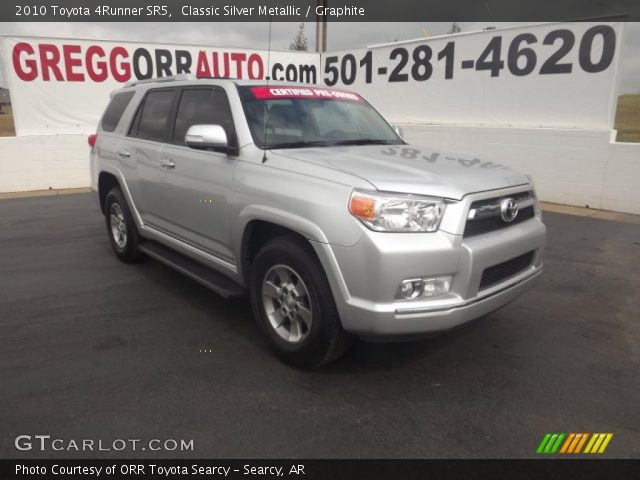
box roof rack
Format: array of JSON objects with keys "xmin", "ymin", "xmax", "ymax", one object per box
[
  {"xmin": 124, "ymin": 74, "xmax": 197, "ymax": 88},
  {"xmin": 123, "ymin": 75, "xmax": 246, "ymax": 88},
  {"xmin": 195, "ymin": 76, "xmax": 241, "ymax": 81}
]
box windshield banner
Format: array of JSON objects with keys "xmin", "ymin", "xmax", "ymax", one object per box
[{"xmin": 250, "ymin": 86, "xmax": 363, "ymax": 102}]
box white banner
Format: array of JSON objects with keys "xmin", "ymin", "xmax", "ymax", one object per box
[
  {"xmin": 320, "ymin": 22, "xmax": 624, "ymax": 130},
  {"xmin": 0, "ymin": 36, "xmax": 320, "ymax": 136},
  {"xmin": 0, "ymin": 22, "xmax": 624, "ymax": 136}
]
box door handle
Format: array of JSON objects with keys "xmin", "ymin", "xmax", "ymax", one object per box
[
  {"xmin": 159, "ymin": 157, "xmax": 175, "ymax": 169},
  {"xmin": 117, "ymin": 150, "xmax": 130, "ymax": 158}
]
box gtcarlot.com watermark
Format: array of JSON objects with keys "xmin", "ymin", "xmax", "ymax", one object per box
[{"xmin": 15, "ymin": 434, "xmax": 194, "ymax": 452}]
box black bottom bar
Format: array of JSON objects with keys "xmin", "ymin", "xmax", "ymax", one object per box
[{"xmin": 2, "ymin": 459, "xmax": 639, "ymax": 480}]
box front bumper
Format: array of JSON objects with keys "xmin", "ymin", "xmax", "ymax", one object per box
[
  {"xmin": 347, "ymin": 266, "xmax": 542, "ymax": 337},
  {"xmin": 312, "ymin": 190, "xmax": 546, "ymax": 336}
]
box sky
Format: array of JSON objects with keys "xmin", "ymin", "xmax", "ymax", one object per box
[{"xmin": 0, "ymin": 21, "xmax": 638, "ymax": 93}]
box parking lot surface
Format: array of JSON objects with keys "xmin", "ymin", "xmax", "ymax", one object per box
[{"xmin": 1, "ymin": 193, "xmax": 639, "ymax": 458}]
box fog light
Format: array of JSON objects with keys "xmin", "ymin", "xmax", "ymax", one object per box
[
  {"xmin": 397, "ymin": 276, "xmax": 451, "ymax": 300},
  {"xmin": 399, "ymin": 279, "xmax": 422, "ymax": 299},
  {"xmin": 421, "ymin": 277, "xmax": 451, "ymax": 297}
]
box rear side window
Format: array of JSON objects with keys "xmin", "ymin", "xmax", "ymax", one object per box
[
  {"xmin": 101, "ymin": 91, "xmax": 135, "ymax": 132},
  {"xmin": 173, "ymin": 88, "xmax": 236, "ymax": 146},
  {"xmin": 132, "ymin": 89, "xmax": 175, "ymax": 142}
]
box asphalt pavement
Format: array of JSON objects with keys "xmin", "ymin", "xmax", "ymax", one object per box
[{"xmin": 1, "ymin": 193, "xmax": 639, "ymax": 458}]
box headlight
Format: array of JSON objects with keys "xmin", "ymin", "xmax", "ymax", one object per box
[{"xmin": 348, "ymin": 189, "xmax": 446, "ymax": 232}]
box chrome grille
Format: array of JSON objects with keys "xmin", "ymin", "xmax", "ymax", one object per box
[{"xmin": 464, "ymin": 190, "xmax": 535, "ymax": 237}]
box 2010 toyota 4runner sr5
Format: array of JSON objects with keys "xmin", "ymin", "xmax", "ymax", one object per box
[{"xmin": 90, "ymin": 75, "xmax": 546, "ymax": 368}]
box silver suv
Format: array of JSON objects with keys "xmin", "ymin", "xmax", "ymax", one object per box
[{"xmin": 90, "ymin": 75, "xmax": 546, "ymax": 367}]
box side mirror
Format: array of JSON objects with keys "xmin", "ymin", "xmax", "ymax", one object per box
[
  {"xmin": 185, "ymin": 124, "xmax": 228, "ymax": 149},
  {"xmin": 392, "ymin": 125, "xmax": 404, "ymax": 139}
]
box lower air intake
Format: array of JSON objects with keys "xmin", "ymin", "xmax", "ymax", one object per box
[{"xmin": 479, "ymin": 251, "xmax": 535, "ymax": 290}]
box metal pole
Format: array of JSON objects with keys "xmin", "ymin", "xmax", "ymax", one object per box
[
  {"xmin": 315, "ymin": 0, "xmax": 322, "ymax": 52},
  {"xmin": 322, "ymin": 0, "xmax": 328, "ymax": 52}
]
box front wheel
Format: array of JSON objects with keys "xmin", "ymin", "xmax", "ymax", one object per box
[{"xmin": 249, "ymin": 236, "xmax": 353, "ymax": 368}]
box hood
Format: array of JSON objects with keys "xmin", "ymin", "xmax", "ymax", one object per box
[{"xmin": 272, "ymin": 144, "xmax": 529, "ymax": 200}]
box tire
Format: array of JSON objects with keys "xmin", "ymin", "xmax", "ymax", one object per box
[
  {"xmin": 249, "ymin": 236, "xmax": 353, "ymax": 368},
  {"xmin": 104, "ymin": 186, "xmax": 143, "ymax": 263}
]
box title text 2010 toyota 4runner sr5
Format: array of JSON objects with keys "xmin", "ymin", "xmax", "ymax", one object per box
[{"xmin": 90, "ymin": 75, "xmax": 546, "ymax": 368}]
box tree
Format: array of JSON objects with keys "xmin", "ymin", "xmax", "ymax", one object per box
[
  {"xmin": 447, "ymin": 22, "xmax": 461, "ymax": 34},
  {"xmin": 289, "ymin": 23, "xmax": 309, "ymax": 51}
]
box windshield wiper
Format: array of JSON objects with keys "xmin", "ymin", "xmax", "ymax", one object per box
[
  {"xmin": 326, "ymin": 139, "xmax": 399, "ymax": 146},
  {"xmin": 265, "ymin": 139, "xmax": 401, "ymax": 149},
  {"xmin": 265, "ymin": 140, "xmax": 330, "ymax": 149}
]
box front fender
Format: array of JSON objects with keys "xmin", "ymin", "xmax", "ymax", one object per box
[
  {"xmin": 233, "ymin": 204, "xmax": 331, "ymax": 248},
  {"xmin": 231, "ymin": 204, "xmax": 355, "ymax": 302}
]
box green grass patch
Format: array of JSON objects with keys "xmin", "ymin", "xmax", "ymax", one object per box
[
  {"xmin": 0, "ymin": 105, "xmax": 16, "ymax": 137},
  {"xmin": 614, "ymin": 94, "xmax": 640, "ymax": 143}
]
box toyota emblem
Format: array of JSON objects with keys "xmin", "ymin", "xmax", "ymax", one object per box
[{"xmin": 500, "ymin": 198, "xmax": 519, "ymax": 222}]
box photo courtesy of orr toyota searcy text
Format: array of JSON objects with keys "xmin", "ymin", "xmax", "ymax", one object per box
[{"xmin": 9, "ymin": 42, "xmax": 318, "ymax": 83}]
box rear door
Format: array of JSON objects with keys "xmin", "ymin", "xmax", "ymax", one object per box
[
  {"xmin": 127, "ymin": 88, "xmax": 177, "ymax": 228},
  {"xmin": 157, "ymin": 86, "xmax": 238, "ymax": 262},
  {"xmin": 94, "ymin": 91, "xmax": 137, "ymax": 194}
]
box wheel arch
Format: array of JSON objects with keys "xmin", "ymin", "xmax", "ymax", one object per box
[
  {"xmin": 240, "ymin": 219, "xmax": 321, "ymax": 285},
  {"xmin": 98, "ymin": 171, "xmax": 121, "ymax": 214}
]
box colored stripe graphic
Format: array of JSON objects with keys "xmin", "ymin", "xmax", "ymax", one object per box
[
  {"xmin": 560, "ymin": 433, "xmax": 575, "ymax": 453},
  {"xmin": 591, "ymin": 434, "xmax": 606, "ymax": 452},
  {"xmin": 560, "ymin": 433, "xmax": 589, "ymax": 453},
  {"xmin": 597, "ymin": 434, "xmax": 613, "ymax": 453},
  {"xmin": 550, "ymin": 433, "xmax": 565, "ymax": 453},
  {"xmin": 544, "ymin": 434, "xmax": 559, "ymax": 453},
  {"xmin": 584, "ymin": 434, "xmax": 599, "ymax": 453},
  {"xmin": 536, "ymin": 433, "xmax": 565, "ymax": 454},
  {"xmin": 537, "ymin": 434, "xmax": 552, "ymax": 454},
  {"xmin": 574, "ymin": 433, "xmax": 589, "ymax": 453},
  {"xmin": 568, "ymin": 433, "xmax": 582, "ymax": 453},
  {"xmin": 584, "ymin": 433, "xmax": 613, "ymax": 454},
  {"xmin": 539, "ymin": 433, "xmax": 613, "ymax": 454},
  {"xmin": 565, "ymin": 433, "xmax": 581, "ymax": 453}
]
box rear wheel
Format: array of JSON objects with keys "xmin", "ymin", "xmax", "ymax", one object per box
[
  {"xmin": 104, "ymin": 187, "xmax": 143, "ymax": 263},
  {"xmin": 249, "ymin": 236, "xmax": 353, "ymax": 368}
]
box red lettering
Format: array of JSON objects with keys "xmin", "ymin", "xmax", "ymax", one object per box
[
  {"xmin": 196, "ymin": 51, "xmax": 211, "ymax": 78},
  {"xmin": 11, "ymin": 42, "xmax": 135, "ymax": 83},
  {"xmin": 38, "ymin": 44, "xmax": 64, "ymax": 81},
  {"xmin": 110, "ymin": 47, "xmax": 130, "ymax": 82},
  {"xmin": 86, "ymin": 46, "xmax": 108, "ymax": 82},
  {"xmin": 247, "ymin": 54, "xmax": 263, "ymax": 80},
  {"xmin": 12, "ymin": 42, "xmax": 38, "ymax": 81},
  {"xmin": 212, "ymin": 52, "xmax": 230, "ymax": 78},
  {"xmin": 63, "ymin": 45, "xmax": 84, "ymax": 81},
  {"xmin": 230, "ymin": 52, "xmax": 246, "ymax": 79}
]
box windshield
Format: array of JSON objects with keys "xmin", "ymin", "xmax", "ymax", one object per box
[{"xmin": 238, "ymin": 86, "xmax": 404, "ymax": 149}]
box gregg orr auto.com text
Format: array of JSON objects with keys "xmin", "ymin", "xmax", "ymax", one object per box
[{"xmin": 11, "ymin": 42, "xmax": 318, "ymax": 83}]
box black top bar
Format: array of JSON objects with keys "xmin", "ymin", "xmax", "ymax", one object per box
[{"xmin": 2, "ymin": 0, "xmax": 639, "ymax": 22}]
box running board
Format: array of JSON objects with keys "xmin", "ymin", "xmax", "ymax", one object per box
[{"xmin": 139, "ymin": 242, "xmax": 246, "ymax": 298}]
